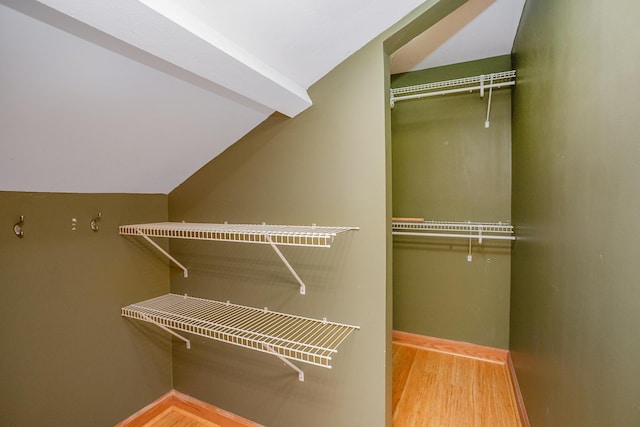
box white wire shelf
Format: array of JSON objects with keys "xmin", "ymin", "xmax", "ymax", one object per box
[
  {"xmin": 392, "ymin": 220, "xmax": 515, "ymax": 262},
  {"xmin": 391, "ymin": 70, "xmax": 516, "ymax": 102},
  {"xmin": 119, "ymin": 222, "xmax": 359, "ymax": 294},
  {"xmin": 390, "ymin": 70, "xmax": 516, "ymax": 127},
  {"xmin": 393, "ymin": 220, "xmax": 514, "ymax": 238},
  {"xmin": 122, "ymin": 293, "xmax": 359, "ymax": 381},
  {"xmin": 119, "ymin": 222, "xmax": 358, "ymax": 247}
]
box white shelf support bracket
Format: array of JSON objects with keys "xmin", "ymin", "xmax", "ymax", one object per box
[
  {"xmin": 139, "ymin": 313, "xmax": 191, "ymax": 349},
  {"xmin": 265, "ymin": 235, "xmax": 306, "ymax": 295},
  {"xmin": 485, "ymin": 74, "xmax": 495, "ymax": 128},
  {"xmin": 263, "ymin": 344, "xmax": 305, "ymax": 382},
  {"xmin": 136, "ymin": 231, "xmax": 189, "ymax": 278}
]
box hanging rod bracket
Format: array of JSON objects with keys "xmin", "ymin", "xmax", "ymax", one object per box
[
  {"xmin": 136, "ymin": 230, "xmax": 189, "ymax": 278},
  {"xmin": 265, "ymin": 235, "xmax": 306, "ymax": 295},
  {"xmin": 139, "ymin": 313, "xmax": 191, "ymax": 349},
  {"xmin": 263, "ymin": 343, "xmax": 305, "ymax": 381}
]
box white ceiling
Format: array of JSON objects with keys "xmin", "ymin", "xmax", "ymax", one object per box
[
  {"xmin": 391, "ymin": 0, "xmax": 526, "ymax": 73},
  {"xmin": 0, "ymin": 0, "xmax": 524, "ymax": 194}
]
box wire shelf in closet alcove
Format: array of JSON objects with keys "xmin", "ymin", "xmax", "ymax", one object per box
[
  {"xmin": 390, "ymin": 70, "xmax": 516, "ymax": 127},
  {"xmin": 390, "ymin": 70, "xmax": 516, "ymax": 104},
  {"xmin": 392, "ymin": 219, "xmax": 515, "ymax": 262},
  {"xmin": 392, "ymin": 220, "xmax": 514, "ymax": 241}
]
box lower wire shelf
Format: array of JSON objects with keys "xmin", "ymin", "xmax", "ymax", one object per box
[{"xmin": 122, "ymin": 293, "xmax": 359, "ymax": 381}]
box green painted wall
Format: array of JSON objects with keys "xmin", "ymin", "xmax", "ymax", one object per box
[
  {"xmin": 511, "ymin": 0, "xmax": 640, "ymax": 425},
  {"xmin": 168, "ymin": 2, "xmax": 467, "ymax": 426},
  {"xmin": 391, "ymin": 56, "xmax": 512, "ymax": 349},
  {"xmin": 0, "ymin": 192, "xmax": 171, "ymax": 426},
  {"xmin": 168, "ymin": 42, "xmax": 390, "ymax": 427}
]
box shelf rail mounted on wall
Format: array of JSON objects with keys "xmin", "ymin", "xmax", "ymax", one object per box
[
  {"xmin": 119, "ymin": 222, "xmax": 359, "ymax": 295},
  {"xmin": 122, "ymin": 293, "xmax": 360, "ymax": 381},
  {"xmin": 390, "ymin": 70, "xmax": 516, "ymax": 127},
  {"xmin": 392, "ymin": 219, "xmax": 515, "ymax": 262}
]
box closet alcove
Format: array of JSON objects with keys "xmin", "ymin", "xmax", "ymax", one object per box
[{"xmin": 389, "ymin": 55, "xmax": 513, "ymax": 349}]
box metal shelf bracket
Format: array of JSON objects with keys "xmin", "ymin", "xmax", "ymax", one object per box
[
  {"xmin": 263, "ymin": 343, "xmax": 305, "ymax": 382},
  {"xmin": 138, "ymin": 312, "xmax": 191, "ymax": 349},
  {"xmin": 265, "ymin": 235, "xmax": 306, "ymax": 295},
  {"xmin": 136, "ymin": 230, "xmax": 189, "ymax": 278},
  {"xmin": 484, "ymin": 74, "xmax": 495, "ymax": 128}
]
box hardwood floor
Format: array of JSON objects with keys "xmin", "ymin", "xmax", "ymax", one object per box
[
  {"xmin": 143, "ymin": 406, "xmax": 221, "ymax": 427},
  {"xmin": 116, "ymin": 390, "xmax": 264, "ymax": 427},
  {"xmin": 119, "ymin": 336, "xmax": 525, "ymax": 427},
  {"xmin": 392, "ymin": 335, "xmax": 523, "ymax": 427}
]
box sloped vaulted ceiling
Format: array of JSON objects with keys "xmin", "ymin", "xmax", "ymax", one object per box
[
  {"xmin": 1, "ymin": 0, "xmax": 428, "ymax": 194},
  {"xmin": 0, "ymin": 0, "xmax": 524, "ymax": 194}
]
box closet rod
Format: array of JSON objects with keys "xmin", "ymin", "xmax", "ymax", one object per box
[{"xmin": 392, "ymin": 231, "xmax": 515, "ymax": 241}]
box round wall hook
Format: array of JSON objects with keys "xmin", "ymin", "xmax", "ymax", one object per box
[
  {"xmin": 14, "ymin": 215, "xmax": 24, "ymax": 238},
  {"xmin": 90, "ymin": 213, "xmax": 102, "ymax": 232}
]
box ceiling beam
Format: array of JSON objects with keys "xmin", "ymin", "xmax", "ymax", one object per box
[
  {"xmin": 384, "ymin": 0, "xmax": 469, "ymax": 54},
  {"xmin": 35, "ymin": 0, "xmax": 312, "ymax": 117}
]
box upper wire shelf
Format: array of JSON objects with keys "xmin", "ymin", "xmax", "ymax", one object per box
[
  {"xmin": 120, "ymin": 222, "xmax": 359, "ymax": 294},
  {"xmin": 119, "ymin": 222, "xmax": 358, "ymax": 247},
  {"xmin": 122, "ymin": 293, "xmax": 359, "ymax": 381},
  {"xmin": 390, "ymin": 70, "xmax": 516, "ymax": 105},
  {"xmin": 390, "ymin": 70, "xmax": 516, "ymax": 128},
  {"xmin": 392, "ymin": 219, "xmax": 515, "ymax": 262},
  {"xmin": 392, "ymin": 220, "xmax": 514, "ymax": 238}
]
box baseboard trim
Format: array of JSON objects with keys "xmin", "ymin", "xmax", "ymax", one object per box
[
  {"xmin": 392, "ymin": 330, "xmax": 509, "ymax": 364},
  {"xmin": 116, "ymin": 389, "xmax": 264, "ymax": 427},
  {"xmin": 507, "ymin": 353, "xmax": 531, "ymax": 427}
]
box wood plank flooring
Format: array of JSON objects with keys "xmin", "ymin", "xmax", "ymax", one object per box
[
  {"xmin": 392, "ymin": 339, "xmax": 523, "ymax": 427},
  {"xmin": 143, "ymin": 406, "xmax": 221, "ymax": 427},
  {"xmin": 116, "ymin": 390, "xmax": 264, "ymax": 427},
  {"xmin": 120, "ymin": 336, "xmax": 524, "ymax": 427}
]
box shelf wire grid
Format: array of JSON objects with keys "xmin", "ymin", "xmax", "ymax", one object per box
[
  {"xmin": 391, "ymin": 70, "xmax": 516, "ymax": 98},
  {"xmin": 392, "ymin": 220, "xmax": 513, "ymax": 235},
  {"xmin": 122, "ymin": 294, "xmax": 359, "ymax": 368},
  {"xmin": 119, "ymin": 222, "xmax": 358, "ymax": 247}
]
